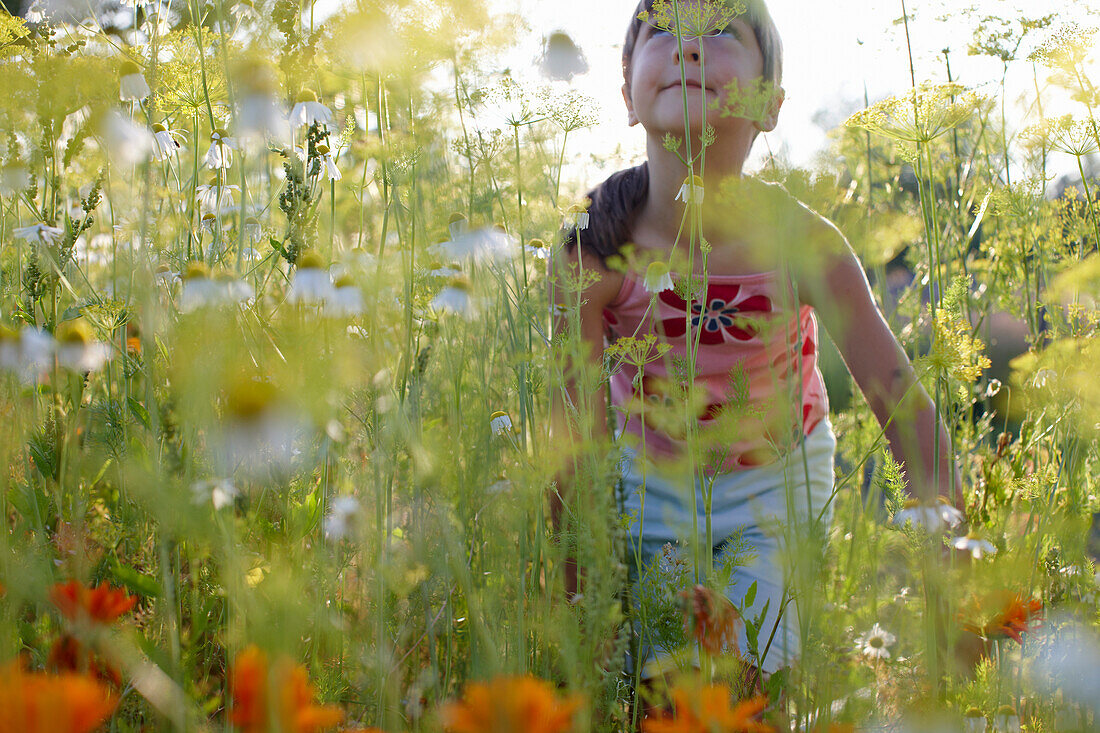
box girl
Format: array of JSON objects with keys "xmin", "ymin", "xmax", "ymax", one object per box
[{"xmin": 551, "ymin": 0, "xmax": 960, "ymax": 702}]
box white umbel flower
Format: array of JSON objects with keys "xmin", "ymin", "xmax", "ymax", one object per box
[
  {"xmin": 643, "ymin": 261, "xmax": 674, "ymax": 294},
  {"xmin": 891, "ymin": 497, "xmax": 965, "ymax": 532},
  {"xmin": 952, "ymin": 532, "xmax": 997, "ymax": 559},
  {"xmin": 203, "ymin": 128, "xmax": 237, "ymax": 170},
  {"xmin": 676, "ymin": 175, "xmax": 705, "ymax": 205},
  {"xmin": 150, "ymin": 122, "xmax": 185, "ymax": 160},
  {"xmin": 119, "ymin": 60, "xmax": 151, "ymax": 101},
  {"xmin": 14, "ymin": 222, "xmax": 65, "ymax": 244},
  {"xmin": 289, "ymin": 89, "xmax": 333, "ymax": 128},
  {"xmin": 855, "ymin": 623, "xmax": 896, "ymax": 660}
]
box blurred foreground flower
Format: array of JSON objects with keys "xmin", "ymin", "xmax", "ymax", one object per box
[
  {"xmin": 180, "ymin": 263, "xmax": 254, "ymax": 312},
  {"xmin": 855, "ymin": 623, "xmax": 896, "ymax": 660},
  {"xmin": 288, "ymin": 251, "xmax": 335, "ymax": 305},
  {"xmin": 323, "ymin": 495, "xmax": 360, "ymax": 540},
  {"xmin": 680, "ymin": 584, "xmax": 740, "ymax": 656},
  {"xmin": 951, "ymin": 532, "xmax": 997, "ymax": 559},
  {"xmin": 14, "ymin": 221, "xmax": 65, "ymax": 244},
  {"xmin": 50, "ymin": 581, "xmax": 137, "ymax": 624},
  {"xmin": 0, "ymin": 326, "xmax": 54, "ymax": 381},
  {"xmin": 101, "ymin": 111, "xmax": 153, "ymax": 166},
  {"xmin": 55, "ymin": 320, "xmax": 112, "ymax": 372},
  {"xmin": 432, "ymin": 277, "xmax": 476, "ymax": 318},
  {"xmin": 191, "ymin": 478, "xmax": 239, "ymax": 510},
  {"xmin": 440, "ymin": 674, "xmax": 582, "ymax": 733},
  {"xmin": 0, "ymin": 161, "xmax": 30, "ymax": 195},
  {"xmin": 644, "ymin": 261, "xmax": 674, "ymax": 294},
  {"xmin": 993, "ymin": 705, "xmax": 1019, "ymax": 733},
  {"xmin": 0, "ymin": 663, "xmax": 116, "ymax": 733},
  {"xmin": 963, "ymin": 708, "xmax": 986, "ymax": 733},
  {"xmin": 891, "ymin": 497, "xmax": 964, "ymax": 532},
  {"xmin": 961, "ymin": 591, "xmax": 1043, "ymax": 644},
  {"xmin": 431, "ymin": 226, "xmax": 517, "ymax": 265},
  {"xmin": 230, "ymin": 645, "xmax": 342, "ymax": 733},
  {"xmin": 216, "ymin": 376, "xmax": 310, "ymax": 478},
  {"xmin": 642, "ymin": 687, "xmax": 771, "ymax": 733}
]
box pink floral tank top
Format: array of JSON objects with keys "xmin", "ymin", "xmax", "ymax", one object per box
[{"xmin": 602, "ymin": 270, "xmax": 829, "ymax": 472}]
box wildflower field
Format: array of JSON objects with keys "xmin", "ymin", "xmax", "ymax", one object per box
[{"xmin": 0, "ymin": 0, "xmax": 1099, "ymax": 730}]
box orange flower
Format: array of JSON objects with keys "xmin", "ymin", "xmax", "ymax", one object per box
[
  {"xmin": 961, "ymin": 591, "xmax": 1043, "ymax": 644},
  {"xmin": 0, "ymin": 662, "xmax": 116, "ymax": 733},
  {"xmin": 680, "ymin": 585, "xmax": 740, "ymax": 656},
  {"xmin": 441, "ymin": 675, "xmax": 582, "ymax": 733},
  {"xmin": 50, "ymin": 581, "xmax": 137, "ymax": 624},
  {"xmin": 230, "ymin": 645, "xmax": 343, "ymax": 733},
  {"xmin": 643, "ymin": 688, "xmax": 772, "ymax": 733}
]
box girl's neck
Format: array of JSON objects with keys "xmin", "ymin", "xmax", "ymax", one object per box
[{"xmin": 639, "ymin": 128, "xmax": 754, "ymax": 245}]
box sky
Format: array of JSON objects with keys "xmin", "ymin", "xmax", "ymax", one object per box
[{"xmin": 494, "ymin": 0, "xmax": 1097, "ymax": 183}]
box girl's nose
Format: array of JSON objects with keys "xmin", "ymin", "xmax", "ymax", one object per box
[{"xmin": 674, "ymin": 37, "xmax": 702, "ymax": 65}]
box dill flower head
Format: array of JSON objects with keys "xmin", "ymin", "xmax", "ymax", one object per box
[
  {"xmin": 1024, "ymin": 115, "xmax": 1100, "ymax": 158},
  {"xmin": 846, "ymin": 82, "xmax": 986, "ymax": 144},
  {"xmin": 638, "ymin": 0, "xmax": 746, "ymax": 39},
  {"xmin": 1028, "ymin": 23, "xmax": 1097, "ymax": 72}
]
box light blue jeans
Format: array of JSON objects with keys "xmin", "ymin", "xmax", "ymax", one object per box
[{"xmin": 619, "ymin": 417, "xmax": 836, "ymax": 676}]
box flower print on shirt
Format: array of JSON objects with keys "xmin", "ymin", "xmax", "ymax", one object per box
[{"xmin": 658, "ymin": 282, "xmax": 773, "ymax": 344}]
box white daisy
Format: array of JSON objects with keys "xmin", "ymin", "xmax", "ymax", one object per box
[
  {"xmin": 644, "ymin": 261, "xmax": 674, "ymax": 294},
  {"xmin": 448, "ymin": 212, "xmax": 468, "ymax": 240},
  {"xmin": 676, "ymin": 175, "xmax": 705, "ymax": 205},
  {"xmin": 855, "ymin": 622, "xmax": 896, "ymax": 660},
  {"xmin": 431, "ymin": 277, "xmax": 476, "ymax": 318},
  {"xmin": 203, "ymin": 128, "xmax": 237, "ymax": 170},
  {"xmin": 0, "ymin": 161, "xmax": 30, "ymax": 195},
  {"xmin": 891, "ymin": 497, "xmax": 965, "ymax": 532},
  {"xmin": 328, "ymin": 275, "xmax": 363, "ymax": 316},
  {"xmin": 993, "ymin": 706, "xmax": 1019, "ymax": 733},
  {"xmin": 216, "ymin": 376, "xmax": 309, "ymax": 479},
  {"xmin": 316, "ymin": 143, "xmax": 341, "ymax": 181},
  {"xmin": 119, "ymin": 60, "xmax": 151, "ymax": 101},
  {"xmin": 55, "ymin": 320, "xmax": 111, "ymax": 373},
  {"xmin": 564, "ymin": 202, "xmax": 589, "ymax": 230},
  {"xmin": 195, "ymin": 180, "xmax": 239, "ymax": 214},
  {"xmin": 323, "ymin": 495, "xmax": 360, "ymax": 540},
  {"xmin": 952, "ymin": 532, "xmax": 997, "ymax": 559},
  {"xmin": 150, "ymin": 123, "xmax": 185, "ymax": 161},
  {"xmin": 154, "ymin": 264, "xmax": 180, "ymax": 286},
  {"xmin": 190, "ymin": 478, "xmax": 239, "ymax": 510},
  {"xmin": 489, "ymin": 411, "xmax": 513, "ymax": 436},
  {"xmin": 287, "ymin": 251, "xmax": 334, "ymax": 304},
  {"xmin": 14, "ymin": 222, "xmax": 65, "ymax": 244},
  {"xmin": 288, "ymin": 89, "xmax": 333, "ymax": 128},
  {"xmin": 430, "ymin": 225, "xmax": 516, "ymax": 265},
  {"xmin": 524, "ymin": 238, "xmax": 551, "ymax": 260}
]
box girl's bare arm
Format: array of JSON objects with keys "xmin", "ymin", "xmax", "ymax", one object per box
[{"xmin": 796, "ymin": 213, "xmax": 962, "ymax": 505}]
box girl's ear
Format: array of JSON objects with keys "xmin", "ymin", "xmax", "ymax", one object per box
[
  {"xmin": 754, "ymin": 86, "xmax": 785, "ymax": 133},
  {"xmin": 622, "ymin": 83, "xmax": 639, "ymax": 126}
]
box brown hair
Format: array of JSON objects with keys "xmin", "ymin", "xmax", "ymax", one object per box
[{"xmin": 563, "ymin": 0, "xmax": 784, "ymax": 264}]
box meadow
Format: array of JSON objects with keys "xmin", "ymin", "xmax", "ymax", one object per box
[{"xmin": 0, "ymin": 0, "xmax": 1098, "ymax": 730}]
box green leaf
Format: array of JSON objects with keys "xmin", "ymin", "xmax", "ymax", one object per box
[
  {"xmin": 109, "ymin": 560, "xmax": 162, "ymax": 598},
  {"xmin": 128, "ymin": 397, "xmax": 151, "ymax": 429},
  {"xmin": 743, "ymin": 580, "xmax": 757, "ymax": 609}
]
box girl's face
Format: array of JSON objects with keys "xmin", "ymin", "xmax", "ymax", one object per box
[{"xmin": 623, "ymin": 14, "xmax": 772, "ymax": 137}]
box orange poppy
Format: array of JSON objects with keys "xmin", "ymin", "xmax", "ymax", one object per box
[
  {"xmin": 440, "ymin": 675, "xmax": 582, "ymax": 733},
  {"xmin": 0, "ymin": 662, "xmax": 116, "ymax": 733},
  {"xmin": 961, "ymin": 591, "xmax": 1043, "ymax": 644},
  {"xmin": 230, "ymin": 645, "xmax": 343, "ymax": 733},
  {"xmin": 680, "ymin": 585, "xmax": 741, "ymax": 656},
  {"xmin": 643, "ymin": 688, "xmax": 772, "ymax": 733},
  {"xmin": 50, "ymin": 581, "xmax": 137, "ymax": 624}
]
